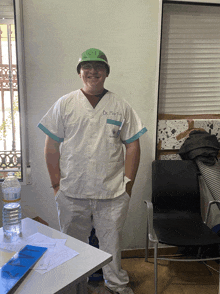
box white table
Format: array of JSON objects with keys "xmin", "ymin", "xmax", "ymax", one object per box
[{"xmin": 0, "ymin": 218, "xmax": 112, "ymax": 294}]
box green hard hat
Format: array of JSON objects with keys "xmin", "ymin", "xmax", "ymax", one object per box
[{"xmin": 77, "ymin": 48, "xmax": 110, "ymax": 74}]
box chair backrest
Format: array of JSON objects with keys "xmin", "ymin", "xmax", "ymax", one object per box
[{"xmin": 152, "ymin": 160, "xmax": 200, "ymax": 213}]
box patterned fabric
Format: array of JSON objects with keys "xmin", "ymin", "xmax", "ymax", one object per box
[{"xmin": 196, "ymin": 159, "xmax": 220, "ymax": 201}]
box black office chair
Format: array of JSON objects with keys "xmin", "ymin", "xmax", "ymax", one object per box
[{"xmin": 145, "ymin": 160, "xmax": 220, "ymax": 294}]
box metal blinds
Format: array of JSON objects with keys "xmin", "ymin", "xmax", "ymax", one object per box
[{"xmin": 158, "ymin": 2, "xmax": 220, "ymax": 115}]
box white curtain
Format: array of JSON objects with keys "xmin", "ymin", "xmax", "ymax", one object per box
[
  {"xmin": 159, "ymin": 2, "xmax": 220, "ymax": 115},
  {"xmin": 0, "ymin": 0, "xmax": 14, "ymax": 19}
]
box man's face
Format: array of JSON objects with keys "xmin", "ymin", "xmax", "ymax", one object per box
[{"xmin": 79, "ymin": 61, "xmax": 108, "ymax": 92}]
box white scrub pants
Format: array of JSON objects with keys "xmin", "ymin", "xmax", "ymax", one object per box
[{"xmin": 55, "ymin": 191, "xmax": 130, "ymax": 291}]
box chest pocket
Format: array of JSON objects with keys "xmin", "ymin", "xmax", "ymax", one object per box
[{"xmin": 106, "ymin": 119, "xmax": 123, "ymax": 139}]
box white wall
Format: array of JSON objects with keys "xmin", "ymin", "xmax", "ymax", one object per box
[{"xmin": 15, "ymin": 0, "xmax": 161, "ymax": 250}]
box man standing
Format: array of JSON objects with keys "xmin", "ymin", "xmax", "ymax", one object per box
[{"xmin": 38, "ymin": 48, "xmax": 147, "ymax": 294}]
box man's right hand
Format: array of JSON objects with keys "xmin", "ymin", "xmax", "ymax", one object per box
[
  {"xmin": 44, "ymin": 135, "xmax": 61, "ymax": 198},
  {"xmin": 53, "ymin": 185, "xmax": 60, "ymax": 196}
]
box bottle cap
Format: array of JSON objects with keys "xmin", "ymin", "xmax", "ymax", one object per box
[{"xmin": 7, "ymin": 172, "xmax": 15, "ymax": 177}]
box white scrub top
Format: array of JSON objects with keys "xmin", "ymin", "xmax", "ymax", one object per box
[{"xmin": 38, "ymin": 89, "xmax": 147, "ymax": 199}]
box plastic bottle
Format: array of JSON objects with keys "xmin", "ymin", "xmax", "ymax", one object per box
[{"xmin": 2, "ymin": 172, "xmax": 22, "ymax": 239}]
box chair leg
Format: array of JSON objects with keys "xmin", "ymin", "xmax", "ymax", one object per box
[
  {"xmin": 219, "ymin": 263, "xmax": 220, "ymax": 294},
  {"xmin": 154, "ymin": 242, "xmax": 158, "ymax": 294},
  {"xmin": 145, "ymin": 222, "xmax": 149, "ymax": 262}
]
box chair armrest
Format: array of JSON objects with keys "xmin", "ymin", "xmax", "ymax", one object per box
[
  {"xmin": 144, "ymin": 200, "xmax": 158, "ymax": 243},
  {"xmin": 204, "ymin": 200, "xmax": 220, "ymax": 225}
]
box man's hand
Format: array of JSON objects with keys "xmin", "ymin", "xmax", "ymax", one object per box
[
  {"xmin": 44, "ymin": 135, "xmax": 61, "ymax": 196},
  {"xmin": 53, "ymin": 185, "xmax": 60, "ymax": 196}
]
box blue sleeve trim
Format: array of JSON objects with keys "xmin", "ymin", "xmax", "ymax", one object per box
[
  {"xmin": 37, "ymin": 123, "xmax": 64, "ymax": 142},
  {"xmin": 124, "ymin": 127, "xmax": 147, "ymax": 144},
  {"xmin": 106, "ymin": 119, "xmax": 122, "ymax": 126}
]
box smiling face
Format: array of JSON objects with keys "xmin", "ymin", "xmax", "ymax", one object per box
[{"xmin": 79, "ymin": 61, "xmax": 109, "ymax": 95}]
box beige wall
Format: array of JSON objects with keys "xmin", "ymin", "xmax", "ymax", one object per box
[{"xmin": 17, "ymin": 0, "xmax": 161, "ymax": 249}]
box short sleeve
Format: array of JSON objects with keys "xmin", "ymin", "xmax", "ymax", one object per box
[
  {"xmin": 120, "ymin": 103, "xmax": 147, "ymax": 144},
  {"xmin": 37, "ymin": 98, "xmax": 65, "ymax": 142}
]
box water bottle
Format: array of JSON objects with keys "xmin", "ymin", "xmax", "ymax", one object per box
[{"xmin": 2, "ymin": 172, "xmax": 22, "ymax": 239}]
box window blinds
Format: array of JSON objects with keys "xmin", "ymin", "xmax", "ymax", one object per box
[
  {"xmin": 0, "ymin": 1, "xmax": 14, "ymax": 19},
  {"xmin": 158, "ymin": 2, "xmax": 220, "ymax": 115}
]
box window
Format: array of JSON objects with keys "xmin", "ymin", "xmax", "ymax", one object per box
[
  {"xmin": 156, "ymin": 1, "xmax": 220, "ymax": 160},
  {"xmin": 0, "ymin": 20, "xmax": 21, "ymax": 177},
  {"xmin": 158, "ymin": 1, "xmax": 220, "ymax": 115},
  {"xmin": 0, "ymin": 0, "xmax": 28, "ymax": 182}
]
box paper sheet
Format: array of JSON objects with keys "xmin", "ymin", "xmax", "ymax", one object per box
[
  {"xmin": 0, "ymin": 239, "xmax": 24, "ymax": 252},
  {"xmin": 0, "ymin": 232, "xmax": 79, "ymax": 274}
]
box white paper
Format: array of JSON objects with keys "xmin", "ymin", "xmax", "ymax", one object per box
[
  {"xmin": 0, "ymin": 232, "xmax": 79, "ymax": 274},
  {"xmin": 35, "ymin": 242, "xmax": 79, "ymax": 274},
  {"xmin": 0, "ymin": 238, "xmax": 25, "ymax": 252}
]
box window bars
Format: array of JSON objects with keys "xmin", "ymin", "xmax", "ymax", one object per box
[{"xmin": 0, "ymin": 23, "xmax": 21, "ymax": 173}]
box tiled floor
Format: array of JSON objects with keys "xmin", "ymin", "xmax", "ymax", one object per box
[{"xmin": 88, "ymin": 258, "xmax": 219, "ymax": 294}]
